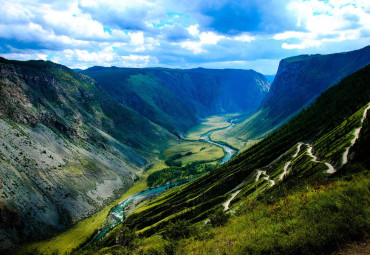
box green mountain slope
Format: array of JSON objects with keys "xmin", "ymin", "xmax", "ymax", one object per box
[
  {"xmin": 86, "ymin": 64, "xmax": 370, "ymax": 254},
  {"xmin": 81, "ymin": 67, "xmax": 270, "ymax": 136},
  {"xmin": 216, "ymin": 45, "xmax": 370, "ymax": 149},
  {"xmin": 0, "ymin": 58, "xmax": 176, "ymax": 250}
]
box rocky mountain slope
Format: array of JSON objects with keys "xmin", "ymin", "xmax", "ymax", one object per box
[
  {"xmin": 81, "ymin": 67, "xmax": 270, "ymax": 136},
  {"xmin": 88, "ymin": 64, "xmax": 370, "ymax": 254},
  {"xmin": 0, "ymin": 58, "xmax": 176, "ymax": 249},
  {"xmin": 217, "ymin": 46, "xmax": 370, "ymax": 148}
]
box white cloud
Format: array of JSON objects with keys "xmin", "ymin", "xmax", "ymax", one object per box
[
  {"xmin": 0, "ymin": 0, "xmax": 368, "ymax": 72},
  {"xmin": 279, "ymin": 0, "xmax": 370, "ymax": 50},
  {"xmin": 187, "ymin": 25, "xmax": 200, "ymax": 36},
  {"xmin": 233, "ymin": 34, "xmax": 255, "ymax": 43},
  {"xmin": 0, "ymin": 52, "xmax": 48, "ymax": 61},
  {"xmin": 130, "ymin": 32, "xmax": 145, "ymax": 45}
]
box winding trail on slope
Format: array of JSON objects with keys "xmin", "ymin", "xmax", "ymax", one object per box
[
  {"xmin": 342, "ymin": 103, "xmax": 370, "ymax": 166},
  {"xmin": 256, "ymin": 170, "xmax": 275, "ymax": 187},
  {"xmin": 306, "ymin": 144, "xmax": 336, "ymax": 174},
  {"xmin": 280, "ymin": 142, "xmax": 303, "ymax": 180},
  {"xmin": 223, "ymin": 190, "xmax": 241, "ymax": 211}
]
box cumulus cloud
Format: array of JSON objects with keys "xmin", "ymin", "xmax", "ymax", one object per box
[
  {"xmin": 0, "ymin": 0, "xmax": 369, "ymax": 74},
  {"xmin": 275, "ymin": 0, "xmax": 370, "ymax": 50}
]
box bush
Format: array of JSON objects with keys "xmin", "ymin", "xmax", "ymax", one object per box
[
  {"xmin": 116, "ymin": 224, "xmax": 138, "ymax": 249},
  {"xmin": 165, "ymin": 158, "xmax": 182, "ymax": 167},
  {"xmin": 209, "ymin": 208, "xmax": 230, "ymax": 227},
  {"xmin": 161, "ymin": 220, "xmax": 194, "ymax": 241}
]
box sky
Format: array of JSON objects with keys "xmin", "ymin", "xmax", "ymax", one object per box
[{"xmin": 0, "ymin": 0, "xmax": 369, "ymax": 74}]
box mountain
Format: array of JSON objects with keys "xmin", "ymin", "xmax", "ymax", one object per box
[
  {"xmin": 264, "ymin": 74, "xmax": 275, "ymax": 83},
  {"xmin": 216, "ymin": 46, "xmax": 370, "ymax": 149},
  {"xmin": 81, "ymin": 67, "xmax": 270, "ymax": 136},
  {"xmin": 0, "ymin": 58, "xmax": 176, "ymax": 249},
  {"xmin": 87, "ymin": 64, "xmax": 370, "ymax": 254}
]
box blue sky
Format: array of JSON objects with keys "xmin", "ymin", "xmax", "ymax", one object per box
[{"xmin": 0, "ymin": 0, "xmax": 369, "ymax": 74}]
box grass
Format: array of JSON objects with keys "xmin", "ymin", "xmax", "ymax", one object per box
[
  {"xmin": 162, "ymin": 141, "xmax": 224, "ymax": 164},
  {"xmin": 17, "ymin": 161, "xmax": 167, "ymax": 255},
  {"xmin": 211, "ymin": 108, "xmax": 288, "ymax": 150},
  {"xmin": 145, "ymin": 172, "xmax": 370, "ymax": 255},
  {"xmin": 18, "ymin": 113, "xmax": 234, "ymax": 255},
  {"xmin": 185, "ymin": 114, "xmax": 236, "ymax": 140}
]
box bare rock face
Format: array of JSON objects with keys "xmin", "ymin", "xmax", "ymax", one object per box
[{"xmin": 0, "ymin": 58, "xmax": 175, "ymax": 250}]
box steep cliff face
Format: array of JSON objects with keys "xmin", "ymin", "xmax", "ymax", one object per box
[
  {"xmin": 263, "ymin": 45, "xmax": 370, "ymax": 119},
  {"xmin": 219, "ymin": 46, "xmax": 370, "ymax": 149},
  {"xmin": 0, "ymin": 58, "xmax": 175, "ymax": 249},
  {"xmin": 81, "ymin": 67, "xmax": 270, "ymax": 136}
]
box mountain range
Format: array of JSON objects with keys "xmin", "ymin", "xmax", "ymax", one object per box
[
  {"xmin": 87, "ymin": 56, "xmax": 370, "ymax": 255},
  {"xmin": 0, "ymin": 58, "xmax": 269, "ymax": 250},
  {"xmin": 80, "ymin": 67, "xmax": 270, "ymax": 136},
  {"xmin": 0, "ymin": 46, "xmax": 369, "ymax": 254},
  {"xmin": 214, "ymin": 45, "xmax": 370, "ymax": 149}
]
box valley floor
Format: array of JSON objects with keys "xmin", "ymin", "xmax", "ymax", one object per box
[{"xmin": 17, "ymin": 114, "xmax": 237, "ymax": 255}]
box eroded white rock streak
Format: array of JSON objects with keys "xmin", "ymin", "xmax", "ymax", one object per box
[{"xmin": 342, "ymin": 103, "xmax": 370, "ymax": 166}]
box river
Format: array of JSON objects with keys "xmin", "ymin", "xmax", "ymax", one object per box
[
  {"xmin": 199, "ymin": 120, "xmax": 237, "ymax": 164},
  {"xmin": 89, "ymin": 119, "xmax": 237, "ymax": 243}
]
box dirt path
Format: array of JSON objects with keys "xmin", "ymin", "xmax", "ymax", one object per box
[
  {"xmin": 256, "ymin": 170, "xmax": 275, "ymax": 186},
  {"xmin": 342, "ymin": 103, "xmax": 370, "ymax": 165},
  {"xmin": 280, "ymin": 143, "xmax": 303, "ymax": 180},
  {"xmin": 306, "ymin": 144, "xmax": 336, "ymax": 174},
  {"xmin": 223, "ymin": 190, "xmax": 241, "ymax": 211}
]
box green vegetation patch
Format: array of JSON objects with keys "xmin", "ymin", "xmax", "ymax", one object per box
[
  {"xmin": 162, "ymin": 141, "xmax": 224, "ymax": 164},
  {"xmin": 147, "ymin": 161, "xmax": 215, "ymax": 187},
  {"xmin": 185, "ymin": 114, "xmax": 236, "ymax": 140},
  {"xmin": 175, "ymin": 173, "xmax": 370, "ymax": 255}
]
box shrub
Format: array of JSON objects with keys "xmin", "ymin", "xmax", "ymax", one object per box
[
  {"xmin": 116, "ymin": 224, "xmax": 138, "ymax": 249},
  {"xmin": 209, "ymin": 208, "xmax": 230, "ymax": 227},
  {"xmin": 161, "ymin": 220, "xmax": 194, "ymax": 241}
]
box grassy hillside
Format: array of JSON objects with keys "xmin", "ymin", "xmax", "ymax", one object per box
[
  {"xmin": 79, "ymin": 64, "xmax": 370, "ymax": 254},
  {"xmin": 0, "ymin": 58, "xmax": 177, "ymax": 250}
]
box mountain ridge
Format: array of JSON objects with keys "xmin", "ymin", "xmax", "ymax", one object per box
[
  {"xmin": 81, "ymin": 67, "xmax": 270, "ymax": 136},
  {"xmin": 215, "ymin": 45, "xmax": 370, "ymax": 149},
  {"xmin": 0, "ymin": 58, "xmax": 177, "ymax": 250}
]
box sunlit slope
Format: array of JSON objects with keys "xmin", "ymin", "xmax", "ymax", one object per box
[
  {"xmin": 121, "ymin": 64, "xmax": 370, "ymax": 235},
  {"xmin": 0, "ymin": 58, "xmax": 176, "ymax": 249},
  {"xmin": 219, "ymin": 46, "xmax": 370, "ymax": 149}
]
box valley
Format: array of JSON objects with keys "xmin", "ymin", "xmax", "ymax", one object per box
[
  {"xmin": 17, "ymin": 114, "xmax": 239, "ymax": 255},
  {"xmin": 0, "ymin": 47, "xmax": 369, "ymax": 255},
  {"xmin": 76, "ymin": 62, "xmax": 370, "ymax": 255}
]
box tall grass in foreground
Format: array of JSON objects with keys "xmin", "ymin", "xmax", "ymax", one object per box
[{"xmin": 173, "ymin": 173, "xmax": 369, "ymax": 255}]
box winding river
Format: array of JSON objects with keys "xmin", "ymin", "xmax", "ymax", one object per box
[
  {"xmin": 92, "ymin": 182, "xmax": 185, "ymax": 242},
  {"xmin": 200, "ymin": 120, "xmax": 237, "ymax": 164},
  {"xmin": 89, "ymin": 119, "xmax": 237, "ymax": 243}
]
